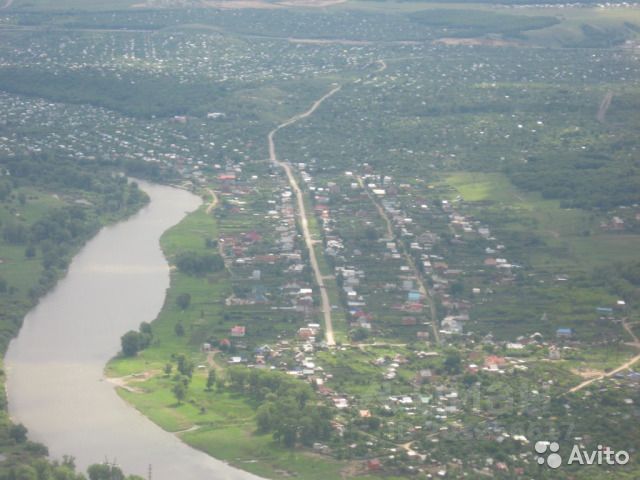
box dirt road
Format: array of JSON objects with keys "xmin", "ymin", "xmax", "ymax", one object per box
[
  {"xmin": 268, "ymin": 86, "xmax": 341, "ymax": 347},
  {"xmin": 356, "ymin": 176, "xmax": 440, "ymax": 344},
  {"xmin": 568, "ymin": 318, "xmax": 640, "ymax": 393},
  {"xmin": 623, "ymin": 319, "xmax": 639, "ymax": 346},
  {"xmin": 205, "ymin": 188, "xmax": 218, "ymax": 214},
  {"xmin": 568, "ymin": 353, "xmax": 640, "ymax": 394},
  {"xmin": 597, "ymin": 91, "xmax": 613, "ymax": 122}
]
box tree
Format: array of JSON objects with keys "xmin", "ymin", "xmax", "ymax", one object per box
[
  {"xmin": 120, "ymin": 331, "xmax": 140, "ymax": 357},
  {"xmin": 366, "ymin": 416, "xmax": 381, "ymax": 430},
  {"xmin": 13, "ymin": 465, "xmax": 37, "ymax": 480},
  {"xmin": 206, "ymin": 369, "xmax": 216, "ymax": 391},
  {"xmin": 177, "ymin": 354, "xmax": 194, "ymax": 377},
  {"xmin": 164, "ymin": 363, "xmax": 173, "ymax": 375},
  {"xmin": 463, "ymin": 373, "xmax": 477, "ymax": 387},
  {"xmin": 351, "ymin": 327, "xmax": 369, "ymax": 342},
  {"xmin": 139, "ymin": 322, "xmax": 153, "ymax": 335},
  {"xmin": 173, "ymin": 381, "xmax": 187, "ymax": 404},
  {"xmin": 176, "ymin": 293, "xmax": 191, "ymax": 310},
  {"xmin": 3, "ymin": 222, "xmax": 28, "ymax": 244},
  {"xmin": 444, "ymin": 352, "xmax": 462, "ymax": 374},
  {"xmin": 256, "ymin": 403, "xmax": 274, "ymax": 433},
  {"xmin": 9, "ymin": 423, "xmax": 28, "ymax": 443},
  {"xmin": 175, "ymin": 251, "xmax": 224, "ymax": 276},
  {"xmin": 174, "ymin": 322, "xmax": 185, "ymax": 337},
  {"xmin": 450, "ymin": 281, "xmax": 464, "ymax": 297},
  {"xmin": 279, "ymin": 422, "xmax": 297, "ymax": 448},
  {"xmin": 88, "ymin": 464, "xmax": 125, "ymax": 480}
]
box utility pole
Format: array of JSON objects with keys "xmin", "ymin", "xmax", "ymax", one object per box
[{"xmin": 148, "ymin": 464, "xmax": 152, "ymax": 480}]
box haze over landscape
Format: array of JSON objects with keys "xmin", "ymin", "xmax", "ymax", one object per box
[{"xmin": 0, "ymin": 0, "xmax": 639, "ymax": 478}]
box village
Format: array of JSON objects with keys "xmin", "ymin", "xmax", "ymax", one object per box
[
  {"xmin": 177, "ymin": 155, "xmax": 639, "ymax": 477},
  {"xmin": 2, "ymin": 11, "xmax": 639, "ymax": 476}
]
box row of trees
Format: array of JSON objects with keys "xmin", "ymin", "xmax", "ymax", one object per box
[
  {"xmin": 3, "ymin": 460, "xmax": 143, "ymax": 480},
  {"xmin": 0, "ymin": 423, "xmax": 142, "ymax": 480}
]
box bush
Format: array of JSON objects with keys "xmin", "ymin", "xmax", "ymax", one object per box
[{"xmin": 175, "ymin": 251, "xmax": 224, "ymax": 276}]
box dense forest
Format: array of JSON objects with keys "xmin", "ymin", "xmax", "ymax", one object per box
[
  {"xmin": 0, "ymin": 68, "xmax": 232, "ymax": 119},
  {"xmin": 508, "ymin": 152, "xmax": 640, "ymax": 209}
]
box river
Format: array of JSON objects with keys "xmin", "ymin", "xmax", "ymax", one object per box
[{"xmin": 5, "ymin": 182, "xmax": 261, "ymax": 480}]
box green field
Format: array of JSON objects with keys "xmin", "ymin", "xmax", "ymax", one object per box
[{"xmin": 446, "ymin": 172, "xmax": 638, "ymax": 272}]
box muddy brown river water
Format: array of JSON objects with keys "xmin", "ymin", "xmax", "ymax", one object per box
[{"xmin": 6, "ymin": 182, "xmax": 262, "ymax": 480}]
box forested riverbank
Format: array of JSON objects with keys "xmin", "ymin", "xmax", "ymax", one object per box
[{"xmin": 0, "ymin": 154, "xmax": 150, "ymax": 478}]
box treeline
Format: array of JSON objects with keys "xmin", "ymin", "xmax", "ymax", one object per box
[
  {"xmin": 225, "ymin": 367, "xmax": 332, "ymax": 448},
  {"xmin": 0, "ymin": 419, "xmax": 142, "ymax": 480},
  {"xmin": 1, "ymin": 153, "xmax": 161, "ymax": 195},
  {"xmin": 0, "ymin": 458, "xmax": 143, "ymax": 480},
  {"xmin": 594, "ymin": 261, "xmax": 640, "ymax": 304},
  {"xmin": 11, "ymin": 9, "xmax": 438, "ymax": 43},
  {"xmin": 409, "ymin": 9, "xmax": 559, "ymax": 37},
  {"xmin": 507, "ymin": 153, "xmax": 640, "ymax": 209},
  {"xmin": 0, "ymin": 68, "xmax": 230, "ymax": 119},
  {"xmin": 571, "ymin": 24, "xmax": 634, "ymax": 48}
]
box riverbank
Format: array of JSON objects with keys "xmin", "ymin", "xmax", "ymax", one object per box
[
  {"xmin": 0, "ymin": 175, "xmax": 148, "ymax": 473},
  {"xmin": 105, "ymin": 196, "xmax": 396, "ymax": 480},
  {"xmin": 5, "ymin": 183, "xmax": 263, "ymax": 480}
]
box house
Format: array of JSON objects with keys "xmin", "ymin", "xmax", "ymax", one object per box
[
  {"xmin": 231, "ymin": 326, "xmax": 246, "ymax": 337},
  {"xmin": 484, "ymin": 355, "xmax": 507, "ymax": 371},
  {"xmin": 441, "ymin": 316, "xmax": 463, "ymax": 334},
  {"xmin": 367, "ymin": 459, "xmax": 382, "ymax": 472},
  {"xmin": 333, "ymin": 398, "xmax": 349, "ymax": 409},
  {"xmin": 244, "ymin": 230, "xmax": 262, "ymax": 243},
  {"xmin": 415, "ymin": 369, "xmax": 433, "ymax": 384},
  {"xmin": 401, "ymin": 316, "xmax": 417, "ymax": 326},
  {"xmin": 556, "ymin": 328, "xmax": 573, "ymax": 339},
  {"xmin": 298, "ymin": 327, "xmax": 315, "ymax": 340},
  {"xmin": 408, "ymin": 291, "xmax": 422, "ymax": 302}
]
